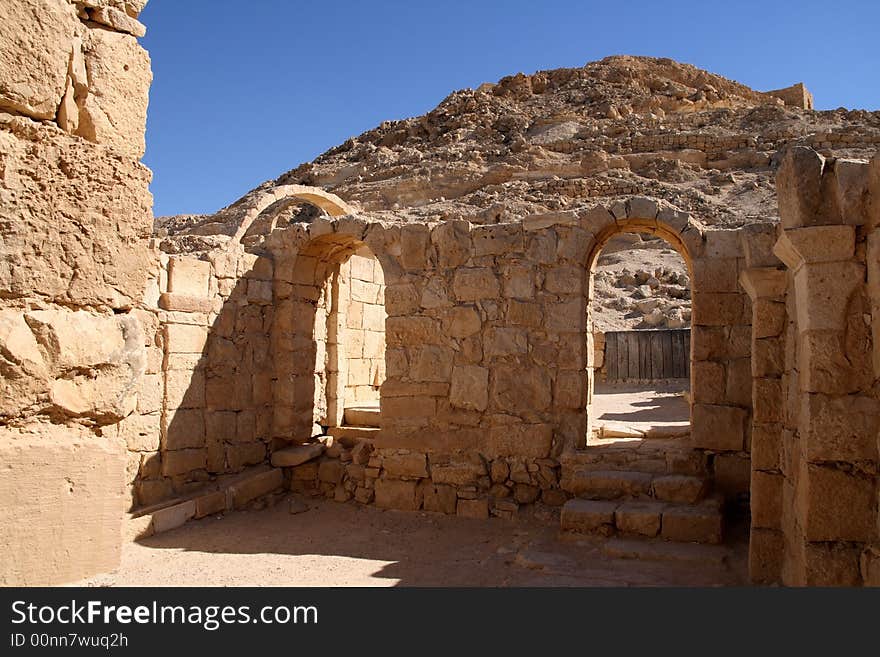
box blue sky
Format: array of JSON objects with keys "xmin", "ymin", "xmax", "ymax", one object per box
[{"xmin": 141, "ymin": 0, "xmax": 880, "ymax": 217}]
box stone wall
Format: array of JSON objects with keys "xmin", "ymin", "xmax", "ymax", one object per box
[
  {"xmin": 0, "ymin": 0, "xmax": 152, "ymax": 585},
  {"xmin": 745, "ymin": 147, "xmax": 880, "ymax": 586},
  {"xmin": 254, "ymin": 197, "xmax": 756, "ymax": 518}
]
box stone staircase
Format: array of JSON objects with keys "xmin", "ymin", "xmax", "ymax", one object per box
[
  {"xmin": 323, "ymin": 404, "xmax": 381, "ymax": 445},
  {"xmin": 559, "ymin": 435, "xmax": 724, "ymax": 545}
]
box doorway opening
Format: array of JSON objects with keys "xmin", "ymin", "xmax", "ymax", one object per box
[{"xmin": 588, "ymin": 231, "xmax": 691, "ymax": 443}]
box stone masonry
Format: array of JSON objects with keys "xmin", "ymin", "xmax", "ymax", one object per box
[{"xmin": 1, "ymin": 6, "xmax": 878, "ymax": 587}]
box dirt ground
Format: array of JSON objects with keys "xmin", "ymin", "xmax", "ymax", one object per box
[
  {"xmin": 592, "ymin": 381, "xmax": 691, "ymax": 435},
  {"xmin": 76, "ymin": 498, "xmax": 748, "ymax": 587}
]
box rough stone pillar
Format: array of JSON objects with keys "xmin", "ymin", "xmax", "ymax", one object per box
[
  {"xmin": 773, "ymin": 225, "xmax": 874, "ymax": 584},
  {"xmin": 741, "ymin": 267, "xmax": 787, "ymax": 583}
]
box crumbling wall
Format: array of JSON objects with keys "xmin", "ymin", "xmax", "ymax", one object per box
[
  {"xmin": 756, "ymin": 147, "xmax": 880, "ymax": 586},
  {"xmin": 259, "ymin": 199, "xmax": 753, "ymax": 517},
  {"xmin": 0, "ymin": 0, "xmax": 152, "ymax": 585}
]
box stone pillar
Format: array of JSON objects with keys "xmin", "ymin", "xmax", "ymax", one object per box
[
  {"xmin": 773, "ymin": 225, "xmax": 874, "ymax": 585},
  {"xmin": 741, "ymin": 267, "xmax": 787, "ymax": 583}
]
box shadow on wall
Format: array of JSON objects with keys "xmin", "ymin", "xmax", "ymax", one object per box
[{"xmin": 132, "ymin": 233, "xmax": 387, "ymax": 511}]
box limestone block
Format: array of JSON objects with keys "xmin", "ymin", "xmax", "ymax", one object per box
[
  {"xmin": 614, "ymin": 502, "xmax": 661, "ymax": 536},
  {"xmin": 692, "ymin": 293, "xmax": 746, "ymax": 326},
  {"xmin": 797, "ymin": 464, "xmax": 875, "ymax": 542},
  {"xmin": 775, "ymin": 147, "xmax": 826, "ymax": 229},
  {"xmin": 384, "ymin": 283, "xmax": 420, "ymax": 315},
  {"xmin": 380, "ymin": 396, "xmax": 436, "ymax": 420},
  {"xmin": 554, "ymin": 370, "xmax": 585, "ymax": 409},
  {"xmin": 714, "ymin": 453, "xmax": 751, "ymax": 495},
  {"xmin": 409, "ymin": 345, "xmax": 454, "ymax": 382},
  {"xmin": 0, "ymin": 0, "xmax": 79, "ymax": 120},
  {"xmin": 544, "ymin": 298, "xmax": 585, "ymax": 331},
  {"xmin": 382, "ymin": 452, "xmax": 428, "ymax": 478},
  {"xmin": 166, "ymin": 324, "xmax": 209, "ymax": 355},
  {"xmin": 457, "ymin": 498, "xmax": 489, "ymax": 519},
  {"xmin": 228, "ymin": 467, "xmax": 283, "ymax": 508},
  {"xmin": 750, "ymin": 423, "xmax": 782, "ymax": 471},
  {"xmin": 74, "ymin": 24, "xmax": 151, "ymax": 158},
  {"xmin": 167, "ymin": 257, "xmax": 211, "ymax": 297},
  {"xmin": 161, "ymin": 448, "xmax": 206, "ymax": 477},
  {"xmin": 165, "ymin": 369, "xmax": 205, "ymax": 410},
  {"xmin": 691, "ymin": 361, "xmax": 725, "ymax": 404},
  {"xmin": 690, "ymin": 404, "xmax": 746, "ymax": 451},
  {"xmin": 692, "ymin": 258, "xmax": 740, "ymax": 293},
  {"xmin": 453, "ymin": 267, "xmax": 500, "ymax": 301},
  {"xmin": 400, "ymin": 224, "xmax": 430, "ymax": 270},
  {"xmin": 651, "ymin": 475, "xmax": 707, "ymax": 504},
  {"xmin": 88, "ymin": 6, "xmax": 146, "ymax": 37},
  {"xmin": 431, "ymin": 220, "xmax": 472, "ymax": 269},
  {"xmin": 556, "ymin": 226, "xmax": 593, "ymax": 262},
  {"xmin": 751, "ymin": 471, "xmax": 783, "ymax": 529},
  {"xmin": 163, "ymin": 408, "xmax": 205, "ymax": 450},
  {"xmin": 150, "ymin": 500, "xmax": 195, "ymax": 534},
  {"xmin": 560, "ymin": 499, "xmax": 617, "ymax": 534},
  {"xmin": 472, "ymin": 223, "xmax": 523, "ymax": 256},
  {"xmin": 748, "ymin": 528, "xmax": 783, "ymax": 584},
  {"xmin": 501, "ymin": 262, "xmax": 534, "ymax": 298},
  {"xmin": 445, "ymin": 306, "xmax": 481, "ymax": 337},
  {"xmin": 450, "ymin": 365, "xmax": 489, "ymax": 411},
  {"xmin": 484, "ymin": 424, "xmax": 553, "ymax": 459},
  {"xmin": 420, "ymin": 482, "xmax": 457, "ymax": 514},
  {"xmin": 791, "ymin": 262, "xmax": 864, "ymax": 333},
  {"xmin": 0, "ymin": 115, "xmax": 152, "ymax": 306},
  {"xmin": 429, "ymin": 456, "xmax": 485, "ymax": 486},
  {"xmin": 374, "ymin": 478, "xmax": 421, "ymax": 510},
  {"xmin": 800, "ymin": 393, "xmax": 880, "ymax": 463},
  {"xmin": 386, "ymin": 316, "xmax": 441, "ymax": 346},
  {"xmin": 803, "ymin": 542, "xmax": 862, "ymax": 586},
  {"xmin": 544, "ymin": 265, "xmax": 584, "ymax": 295},
  {"xmin": 660, "ymin": 506, "xmax": 722, "ymax": 544},
  {"xmin": 490, "ymin": 364, "xmax": 551, "ymax": 413},
  {"xmin": 227, "ymin": 442, "xmax": 266, "ymax": 470},
  {"xmin": 484, "ymin": 326, "xmax": 527, "ymax": 356}
]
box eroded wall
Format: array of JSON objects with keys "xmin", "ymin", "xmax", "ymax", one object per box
[
  {"xmin": 750, "ymin": 147, "xmax": 880, "ymax": 586},
  {"xmin": 0, "ymin": 0, "xmax": 152, "ymax": 584}
]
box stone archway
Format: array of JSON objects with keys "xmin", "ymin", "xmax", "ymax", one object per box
[
  {"xmin": 272, "ymin": 232, "xmax": 388, "ymax": 446},
  {"xmin": 584, "ymin": 218, "xmax": 696, "ymax": 445}
]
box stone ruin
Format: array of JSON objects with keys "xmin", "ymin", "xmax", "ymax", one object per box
[{"xmin": 0, "ymin": 1, "xmax": 878, "ymax": 587}]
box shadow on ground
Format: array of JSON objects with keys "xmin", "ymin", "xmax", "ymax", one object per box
[{"xmin": 83, "ymin": 499, "xmax": 749, "ymax": 587}]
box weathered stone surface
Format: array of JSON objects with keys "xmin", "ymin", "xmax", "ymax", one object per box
[
  {"xmin": 456, "ymin": 497, "xmax": 489, "ymax": 519},
  {"xmin": 271, "ymin": 443, "xmax": 324, "ymax": 467},
  {"xmin": 0, "ymin": 426, "xmax": 125, "ymax": 585},
  {"xmin": 560, "ymin": 499, "xmax": 617, "ymax": 534},
  {"xmin": 75, "ymin": 24, "xmax": 151, "ymax": 158},
  {"xmin": 450, "ymin": 365, "xmax": 489, "ymax": 411},
  {"xmin": 615, "ymin": 502, "xmax": 662, "ymax": 537},
  {"xmin": 374, "ymin": 478, "xmax": 420, "ymax": 510},
  {"xmin": 0, "ymin": 115, "xmax": 153, "ymax": 306},
  {"xmin": 0, "ymin": 0, "xmax": 79, "ymax": 120},
  {"xmin": 661, "ymin": 505, "xmax": 722, "ymax": 544},
  {"xmin": 651, "ymin": 475, "xmax": 707, "ymax": 504}
]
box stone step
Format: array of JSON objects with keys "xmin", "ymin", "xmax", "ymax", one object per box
[
  {"xmin": 271, "ymin": 442, "xmax": 324, "ymax": 467},
  {"xmin": 327, "ymin": 425, "xmax": 380, "ymax": 445},
  {"xmin": 561, "ymin": 469, "xmax": 709, "ymax": 503},
  {"xmin": 561, "ymin": 439, "xmax": 710, "ymax": 477},
  {"xmin": 560, "ymin": 497, "xmax": 723, "ymax": 544},
  {"xmin": 343, "ymin": 405, "xmax": 381, "ymax": 427}
]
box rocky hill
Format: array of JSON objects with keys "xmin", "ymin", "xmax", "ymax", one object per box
[{"xmin": 157, "ymin": 55, "xmax": 880, "ymax": 329}]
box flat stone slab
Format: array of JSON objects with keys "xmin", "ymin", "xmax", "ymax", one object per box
[
  {"xmin": 615, "ymin": 501, "xmax": 664, "ymax": 537},
  {"xmin": 344, "ymin": 405, "xmax": 381, "ymax": 427},
  {"xmin": 271, "ymin": 443, "xmax": 325, "ymax": 467},
  {"xmin": 661, "ymin": 504, "xmax": 723, "ymax": 544},
  {"xmin": 560, "ymin": 499, "xmax": 618, "ymax": 534},
  {"xmin": 651, "ymin": 474, "xmax": 708, "ymax": 504},
  {"xmin": 564, "ymin": 469, "xmax": 654, "ymax": 499}
]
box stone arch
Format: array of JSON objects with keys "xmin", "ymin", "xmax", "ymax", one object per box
[
  {"xmin": 272, "ymin": 231, "xmax": 388, "ymax": 445},
  {"xmin": 580, "ymin": 198, "xmax": 704, "ymax": 447},
  {"xmin": 230, "ymin": 184, "xmax": 356, "ymax": 249}
]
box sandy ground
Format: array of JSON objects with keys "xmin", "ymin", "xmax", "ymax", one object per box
[
  {"xmin": 593, "ymin": 381, "xmax": 690, "ymax": 436},
  {"xmin": 76, "ymin": 498, "xmax": 747, "ymax": 588}
]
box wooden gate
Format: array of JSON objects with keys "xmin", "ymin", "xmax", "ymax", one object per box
[{"xmin": 603, "ymin": 329, "xmax": 690, "ymax": 381}]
